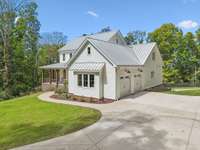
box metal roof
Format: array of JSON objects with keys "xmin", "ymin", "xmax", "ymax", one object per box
[
  {"xmin": 129, "ymin": 43, "xmax": 156, "ymax": 65},
  {"xmin": 88, "ymin": 38, "xmax": 142, "ymax": 66},
  {"xmin": 70, "ymin": 62, "xmax": 104, "ymax": 72},
  {"xmin": 58, "ymin": 31, "xmax": 118, "ymax": 52},
  {"xmin": 40, "ymin": 63, "xmax": 67, "ymax": 69}
]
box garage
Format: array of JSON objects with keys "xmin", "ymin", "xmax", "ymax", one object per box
[
  {"xmin": 120, "ymin": 75, "xmax": 131, "ymax": 97},
  {"xmin": 134, "ymin": 75, "xmax": 142, "ymax": 92}
]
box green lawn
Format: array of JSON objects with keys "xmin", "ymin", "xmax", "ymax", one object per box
[
  {"xmin": 0, "ymin": 94, "xmax": 101, "ymax": 150},
  {"xmin": 163, "ymin": 87, "xmax": 200, "ymax": 96}
]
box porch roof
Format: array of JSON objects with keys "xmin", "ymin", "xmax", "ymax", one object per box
[
  {"xmin": 40, "ymin": 63, "xmax": 67, "ymax": 69},
  {"xmin": 70, "ymin": 62, "xmax": 104, "ymax": 72}
]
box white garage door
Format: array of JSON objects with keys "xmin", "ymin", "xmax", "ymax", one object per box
[
  {"xmin": 120, "ymin": 76, "xmax": 131, "ymax": 97},
  {"xmin": 134, "ymin": 76, "xmax": 142, "ymax": 92}
]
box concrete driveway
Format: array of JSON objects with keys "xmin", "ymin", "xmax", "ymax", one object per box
[{"xmin": 13, "ymin": 92, "xmax": 200, "ymax": 150}]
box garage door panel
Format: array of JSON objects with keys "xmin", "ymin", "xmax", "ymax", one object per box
[
  {"xmin": 134, "ymin": 76, "xmax": 142, "ymax": 92},
  {"xmin": 120, "ymin": 76, "xmax": 131, "ymax": 97}
]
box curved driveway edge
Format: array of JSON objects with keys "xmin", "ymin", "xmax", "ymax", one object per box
[{"xmin": 12, "ymin": 91, "xmax": 200, "ymax": 150}]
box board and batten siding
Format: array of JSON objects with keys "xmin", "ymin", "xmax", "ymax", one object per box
[
  {"xmin": 68, "ymin": 43, "xmax": 117, "ymax": 100},
  {"xmin": 143, "ymin": 46, "xmax": 163, "ymax": 89}
]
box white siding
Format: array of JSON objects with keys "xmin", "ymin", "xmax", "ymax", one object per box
[
  {"xmin": 143, "ymin": 46, "xmax": 163, "ymax": 89},
  {"xmin": 68, "ymin": 72, "xmax": 101, "ymax": 98},
  {"xmin": 59, "ymin": 52, "xmax": 71, "ymax": 63},
  {"xmin": 68, "ymin": 43, "xmax": 117, "ymax": 100}
]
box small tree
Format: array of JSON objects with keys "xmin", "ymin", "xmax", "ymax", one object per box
[{"xmin": 100, "ymin": 26, "xmax": 111, "ymax": 33}]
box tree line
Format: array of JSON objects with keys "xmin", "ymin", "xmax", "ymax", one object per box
[
  {"xmin": 0, "ymin": 0, "xmax": 68, "ymax": 100},
  {"xmin": 124, "ymin": 24, "xmax": 200, "ymax": 85},
  {"xmin": 0, "ymin": 1, "xmax": 200, "ymax": 100}
]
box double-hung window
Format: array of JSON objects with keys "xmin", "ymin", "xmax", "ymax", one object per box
[
  {"xmin": 83, "ymin": 74, "xmax": 88, "ymax": 87},
  {"xmin": 77, "ymin": 74, "xmax": 95, "ymax": 87},
  {"xmin": 62, "ymin": 53, "xmax": 65, "ymax": 61},
  {"xmin": 89, "ymin": 74, "xmax": 94, "ymax": 87},
  {"xmin": 77, "ymin": 74, "xmax": 82, "ymax": 86},
  {"xmin": 151, "ymin": 71, "xmax": 155, "ymax": 78}
]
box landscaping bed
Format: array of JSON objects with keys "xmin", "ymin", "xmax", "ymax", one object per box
[
  {"xmin": 0, "ymin": 94, "xmax": 101, "ymax": 150},
  {"xmin": 50, "ymin": 94, "xmax": 114, "ymax": 104}
]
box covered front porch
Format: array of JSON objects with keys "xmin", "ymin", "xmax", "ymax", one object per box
[{"xmin": 40, "ymin": 63, "xmax": 68, "ymax": 91}]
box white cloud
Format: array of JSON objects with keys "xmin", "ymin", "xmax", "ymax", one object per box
[
  {"xmin": 87, "ymin": 11, "xmax": 99, "ymax": 18},
  {"xmin": 178, "ymin": 20, "xmax": 198, "ymax": 29}
]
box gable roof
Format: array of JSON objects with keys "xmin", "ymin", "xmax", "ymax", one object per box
[
  {"xmin": 129, "ymin": 42, "xmax": 156, "ymax": 65},
  {"xmin": 68, "ymin": 38, "xmax": 142, "ymax": 67},
  {"xmin": 88, "ymin": 38, "xmax": 141, "ymax": 66},
  {"xmin": 59, "ymin": 30, "xmax": 119, "ymax": 52}
]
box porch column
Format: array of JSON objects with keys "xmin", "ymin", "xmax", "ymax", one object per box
[
  {"xmin": 56, "ymin": 69, "xmax": 59, "ymax": 87},
  {"xmin": 49, "ymin": 69, "xmax": 52, "ymax": 84},
  {"xmin": 63, "ymin": 69, "xmax": 66, "ymax": 80}
]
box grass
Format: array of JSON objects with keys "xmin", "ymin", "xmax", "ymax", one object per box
[
  {"xmin": 162, "ymin": 87, "xmax": 200, "ymax": 96},
  {"xmin": 0, "ymin": 94, "xmax": 101, "ymax": 150}
]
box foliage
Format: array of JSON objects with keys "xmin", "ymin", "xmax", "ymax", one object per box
[
  {"xmin": 148, "ymin": 23, "xmax": 200, "ymax": 84},
  {"xmin": 100, "ymin": 26, "xmax": 111, "ymax": 33},
  {"xmin": 39, "ymin": 32, "xmax": 67, "ymax": 45},
  {"xmin": 148, "ymin": 23, "xmax": 183, "ymax": 60},
  {"xmin": 0, "ymin": 94, "xmax": 101, "ymax": 150},
  {"xmin": 54, "ymin": 80, "xmax": 68, "ymax": 99},
  {"xmin": 38, "ymin": 32, "xmax": 67, "ymax": 66},
  {"xmin": 0, "ymin": 0, "xmax": 40, "ymax": 98},
  {"xmin": 125, "ymin": 30, "xmax": 147, "ymax": 45}
]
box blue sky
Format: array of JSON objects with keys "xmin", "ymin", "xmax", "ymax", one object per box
[{"xmin": 36, "ymin": 0, "xmax": 200, "ymax": 40}]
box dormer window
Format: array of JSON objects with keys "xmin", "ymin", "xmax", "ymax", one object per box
[
  {"xmin": 87, "ymin": 47, "xmax": 91, "ymax": 55},
  {"xmin": 62, "ymin": 53, "xmax": 65, "ymax": 61}
]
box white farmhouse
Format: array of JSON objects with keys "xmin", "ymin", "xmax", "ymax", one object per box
[{"xmin": 40, "ymin": 30, "xmax": 163, "ymax": 100}]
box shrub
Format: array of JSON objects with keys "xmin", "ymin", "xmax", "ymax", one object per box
[{"xmin": 54, "ymin": 84, "xmax": 68, "ymax": 99}]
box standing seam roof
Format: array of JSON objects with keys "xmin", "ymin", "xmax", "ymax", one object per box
[
  {"xmin": 58, "ymin": 31, "xmax": 118, "ymax": 52},
  {"xmin": 88, "ymin": 38, "xmax": 141, "ymax": 66}
]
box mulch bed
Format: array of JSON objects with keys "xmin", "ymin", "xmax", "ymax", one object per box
[{"xmin": 50, "ymin": 95, "xmax": 114, "ymax": 104}]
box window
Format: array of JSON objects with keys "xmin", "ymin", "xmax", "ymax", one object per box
[
  {"xmin": 87, "ymin": 47, "xmax": 91, "ymax": 55},
  {"xmin": 89, "ymin": 74, "xmax": 94, "ymax": 87},
  {"xmin": 116, "ymin": 39, "xmax": 119, "ymax": 44},
  {"xmin": 77, "ymin": 74, "xmax": 82, "ymax": 86},
  {"xmin": 125, "ymin": 76, "xmax": 129, "ymax": 79},
  {"xmin": 70, "ymin": 53, "xmax": 72, "ymax": 58},
  {"xmin": 83, "ymin": 74, "xmax": 88, "ymax": 87},
  {"xmin": 151, "ymin": 71, "xmax": 155, "ymax": 78},
  {"xmin": 77, "ymin": 74, "xmax": 95, "ymax": 87},
  {"xmin": 62, "ymin": 53, "xmax": 65, "ymax": 61},
  {"xmin": 152, "ymin": 52, "xmax": 156, "ymax": 60}
]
